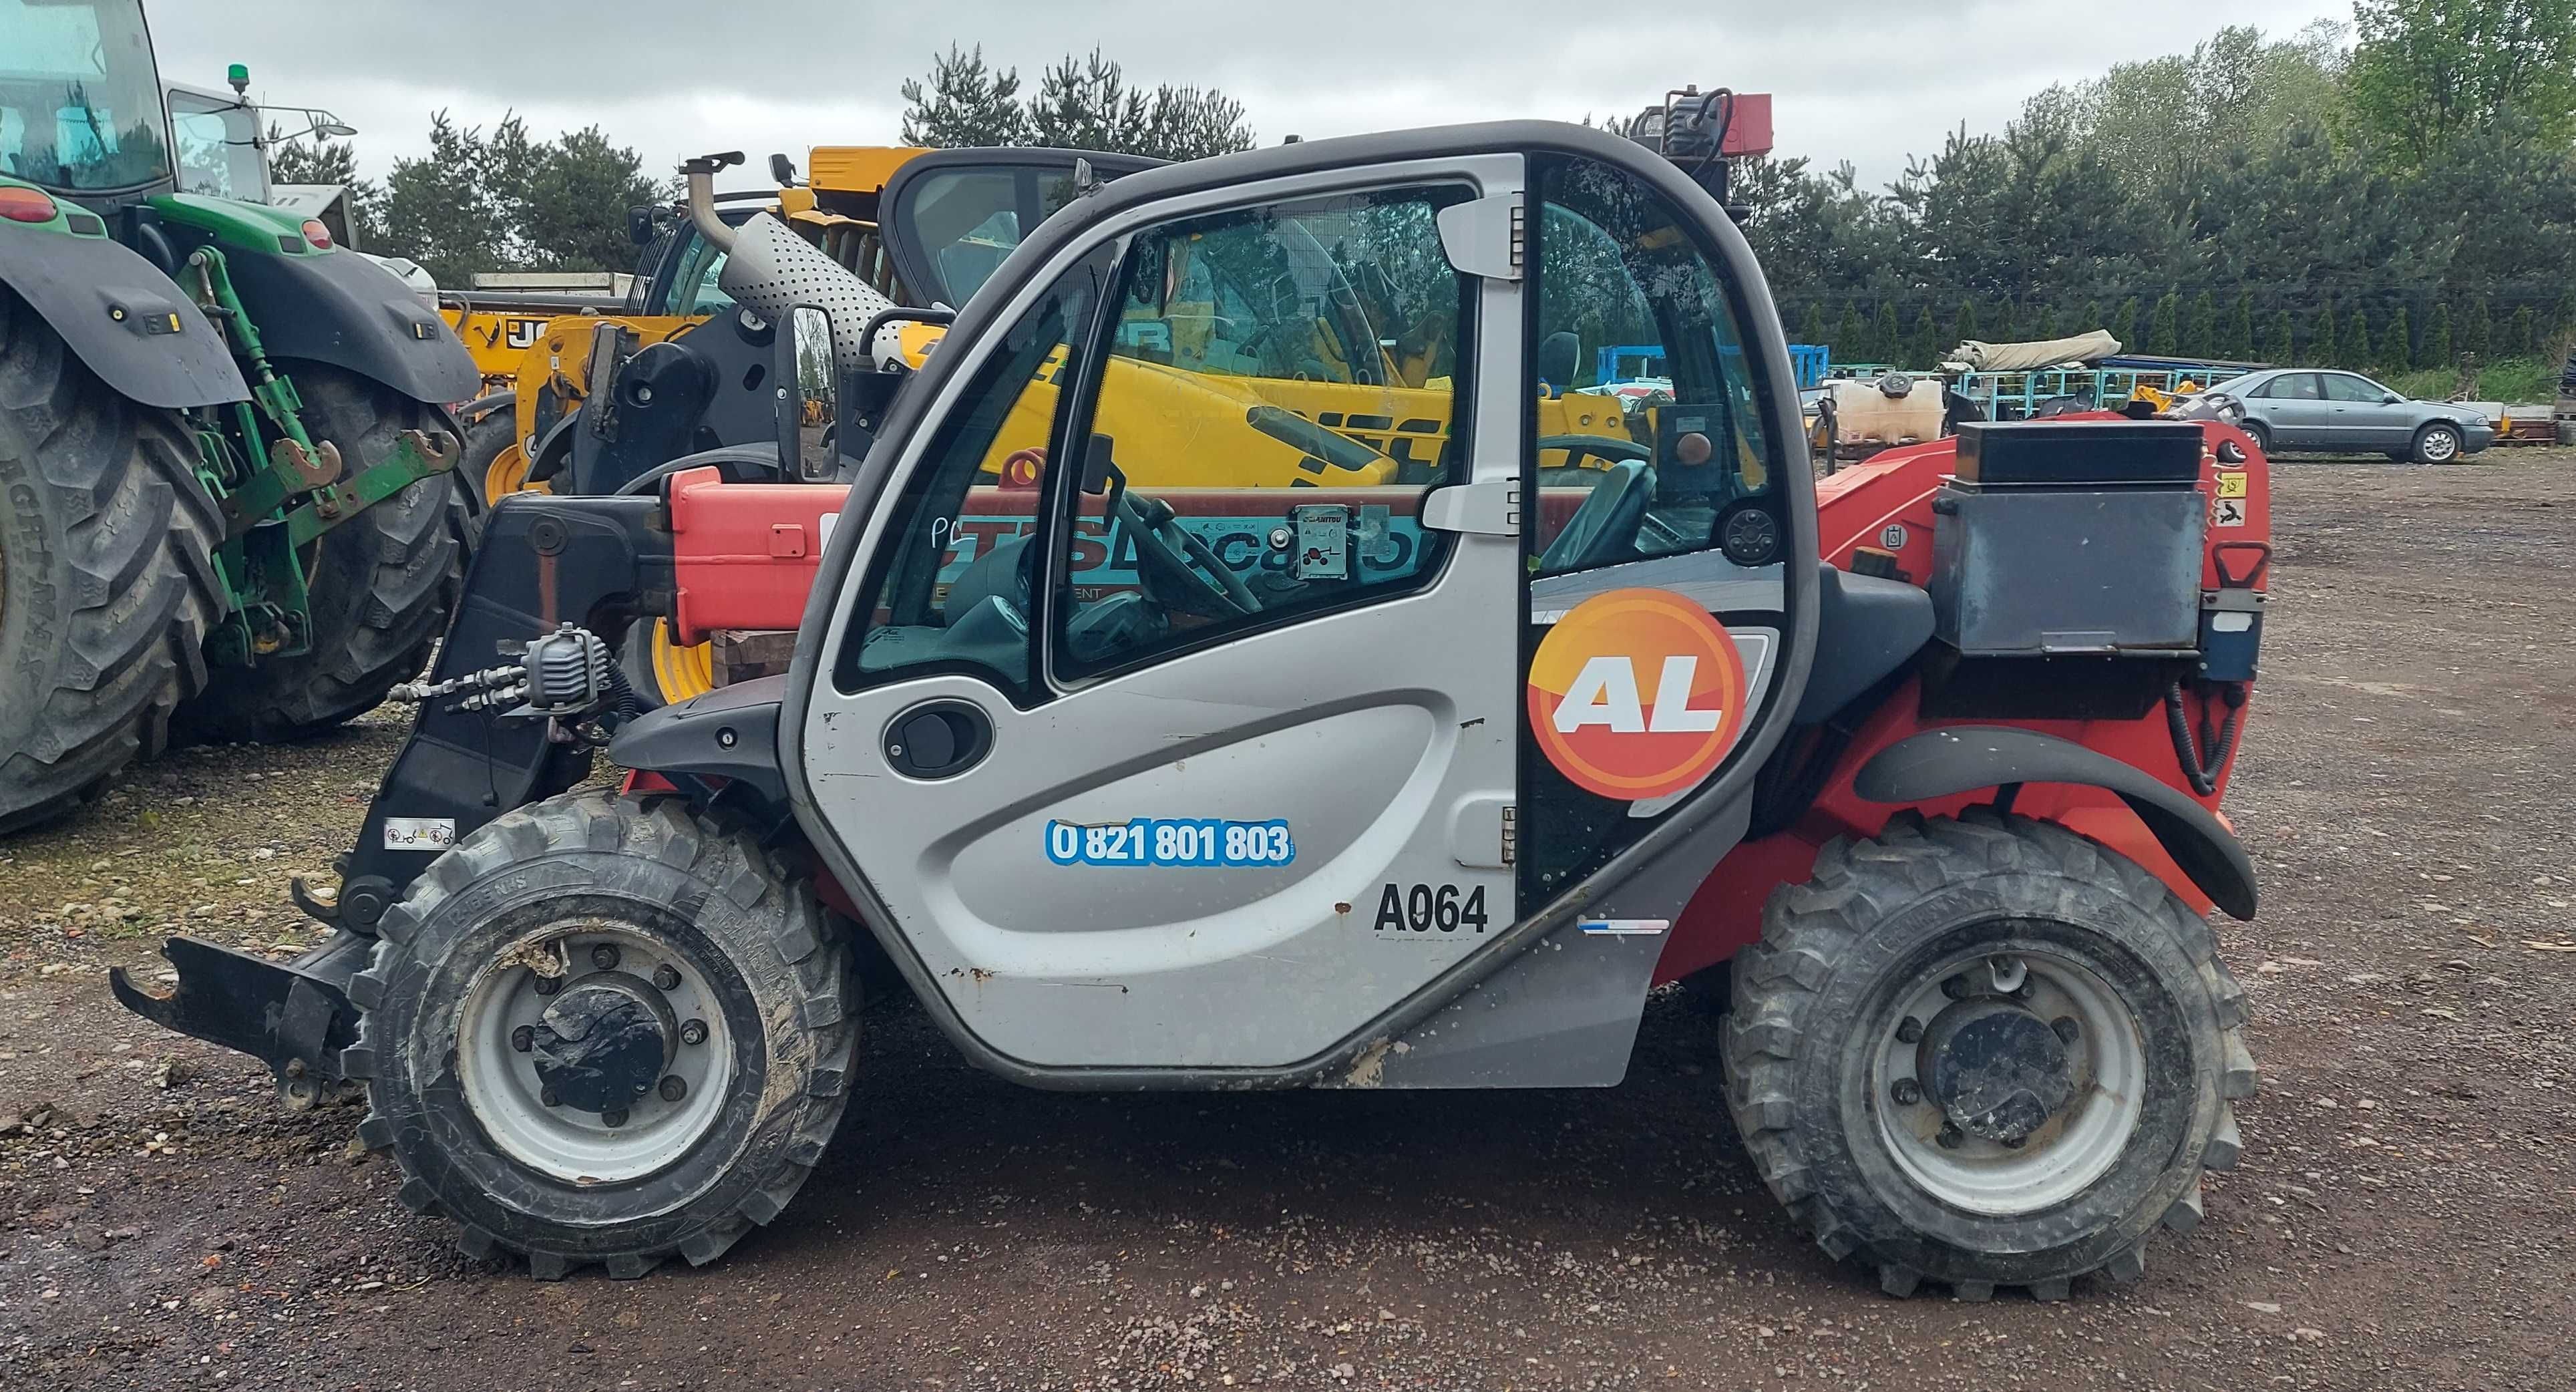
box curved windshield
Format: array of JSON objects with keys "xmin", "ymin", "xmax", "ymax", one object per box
[{"xmin": 0, "ymin": 0, "xmax": 172, "ymax": 192}]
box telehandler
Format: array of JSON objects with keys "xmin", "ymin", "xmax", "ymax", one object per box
[{"xmin": 118, "ymin": 91, "xmax": 2268, "ymax": 1300}]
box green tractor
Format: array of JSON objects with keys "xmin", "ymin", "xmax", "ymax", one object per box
[{"xmin": 0, "ymin": 0, "xmax": 477, "ymax": 833}]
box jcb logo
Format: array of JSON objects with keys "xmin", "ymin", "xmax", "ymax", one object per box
[
  {"xmin": 1528, "ymin": 590, "xmax": 1746, "ymax": 802},
  {"xmin": 504, "ymin": 317, "xmax": 547, "ymax": 349}
]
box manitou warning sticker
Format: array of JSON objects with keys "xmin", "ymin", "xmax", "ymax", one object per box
[
  {"xmin": 1526, "ymin": 588, "xmax": 1749, "ymax": 802},
  {"xmin": 382, "ymin": 817, "xmax": 456, "ymax": 851},
  {"xmin": 2213, "ymin": 496, "xmax": 2248, "ymax": 528},
  {"xmin": 2215, "ymin": 471, "xmax": 2249, "ymax": 498}
]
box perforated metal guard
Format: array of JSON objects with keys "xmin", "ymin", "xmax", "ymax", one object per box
[{"xmin": 716, "ymin": 213, "xmax": 906, "ymax": 371}]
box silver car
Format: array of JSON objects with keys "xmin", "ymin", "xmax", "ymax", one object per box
[{"xmin": 2211, "ymin": 369, "xmax": 2494, "ymax": 464}]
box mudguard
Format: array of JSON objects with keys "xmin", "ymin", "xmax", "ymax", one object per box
[
  {"xmin": 221, "ymin": 243, "xmax": 479, "ymax": 404},
  {"xmin": 0, "ymin": 230, "xmax": 244, "ymax": 407},
  {"xmin": 1853, "ymin": 725, "xmax": 2258, "ymax": 920},
  {"xmin": 606, "ymin": 675, "xmax": 789, "ymax": 802}
]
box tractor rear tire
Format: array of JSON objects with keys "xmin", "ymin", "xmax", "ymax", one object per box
[
  {"xmin": 0, "ymin": 287, "xmax": 222, "ymax": 835},
  {"xmin": 455, "ymin": 391, "xmax": 518, "ymax": 538},
  {"xmin": 347, "ymin": 790, "xmax": 854, "ymax": 1278},
  {"xmin": 1722, "ymin": 810, "xmax": 2255, "ymax": 1300},
  {"xmin": 175, "ymin": 364, "xmax": 465, "ymax": 744}
]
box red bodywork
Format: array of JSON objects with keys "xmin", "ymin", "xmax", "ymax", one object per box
[{"xmin": 655, "ymin": 417, "xmax": 2270, "ymax": 979}]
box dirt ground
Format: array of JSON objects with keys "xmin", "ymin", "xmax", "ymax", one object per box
[{"xmin": 2, "ymin": 450, "xmax": 2571, "ymax": 1391}]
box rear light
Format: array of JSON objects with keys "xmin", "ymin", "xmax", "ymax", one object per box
[
  {"xmin": 0, "ymin": 186, "xmax": 58, "ymax": 224},
  {"xmin": 300, "ymin": 218, "xmax": 333, "ymax": 249}
]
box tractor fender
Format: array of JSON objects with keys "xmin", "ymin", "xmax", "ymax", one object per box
[
  {"xmin": 0, "ymin": 231, "xmax": 245, "ymax": 407},
  {"xmin": 220, "ymin": 244, "xmax": 479, "ymax": 405},
  {"xmin": 606, "ymin": 673, "xmax": 789, "ymax": 804},
  {"xmin": 1852, "ymin": 725, "xmax": 2257, "ymax": 920}
]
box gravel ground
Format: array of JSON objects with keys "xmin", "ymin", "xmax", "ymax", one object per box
[{"xmin": 2, "ymin": 450, "xmax": 2571, "ymax": 1391}]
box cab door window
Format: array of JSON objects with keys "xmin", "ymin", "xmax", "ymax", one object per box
[
  {"xmin": 1047, "ymin": 186, "xmax": 1477, "ymax": 680},
  {"xmin": 1529, "ymin": 156, "xmax": 1785, "ymax": 578},
  {"xmin": 835, "ymin": 252, "xmax": 1110, "ymax": 703}
]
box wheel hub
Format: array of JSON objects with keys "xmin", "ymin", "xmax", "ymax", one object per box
[
  {"xmin": 529, "ymin": 972, "xmax": 676, "ymax": 1115},
  {"xmin": 1921, "ymin": 1001, "xmax": 2074, "ymax": 1146}
]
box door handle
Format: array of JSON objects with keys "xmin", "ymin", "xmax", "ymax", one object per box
[{"xmin": 883, "ymin": 699, "xmax": 994, "ymax": 779}]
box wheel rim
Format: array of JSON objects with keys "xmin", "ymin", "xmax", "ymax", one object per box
[
  {"xmin": 482, "ymin": 444, "xmax": 550, "ymax": 503},
  {"xmin": 649, "ymin": 618, "xmax": 717, "ymax": 703},
  {"xmin": 2422, "ymin": 429, "xmax": 2456, "ymax": 462},
  {"xmin": 1870, "ymin": 942, "xmax": 2146, "ymax": 1216},
  {"xmin": 456, "ymin": 919, "xmax": 736, "ymax": 1184}
]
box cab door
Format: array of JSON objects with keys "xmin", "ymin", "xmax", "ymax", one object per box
[
  {"xmin": 783, "ymin": 134, "xmax": 1809, "ymax": 1081},
  {"xmin": 791, "ymin": 153, "xmax": 1527, "ymax": 1071}
]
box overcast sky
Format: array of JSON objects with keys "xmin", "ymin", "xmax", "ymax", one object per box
[{"xmin": 151, "ymin": 0, "xmax": 2354, "ymax": 193}]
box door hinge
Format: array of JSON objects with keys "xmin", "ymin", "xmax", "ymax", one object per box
[
  {"xmin": 1501, "ymin": 804, "xmax": 1517, "ymax": 866},
  {"xmin": 1420, "ymin": 476, "xmax": 1520, "ymax": 536}
]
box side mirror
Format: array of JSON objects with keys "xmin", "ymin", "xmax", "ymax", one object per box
[
  {"xmin": 1538, "ymin": 330, "xmax": 1580, "ymax": 392},
  {"xmin": 627, "ymin": 205, "xmax": 657, "ymax": 246},
  {"xmin": 790, "ymin": 306, "xmax": 839, "ymax": 481},
  {"xmin": 2383, "ymin": 391, "xmax": 2403, "ymax": 405},
  {"xmin": 770, "ymin": 152, "xmax": 799, "ymax": 188}
]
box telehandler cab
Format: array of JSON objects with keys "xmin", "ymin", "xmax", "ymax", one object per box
[{"xmin": 118, "ymin": 93, "xmax": 2269, "ymax": 1299}]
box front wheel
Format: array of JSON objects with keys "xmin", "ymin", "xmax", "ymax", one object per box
[
  {"xmin": 346, "ymin": 792, "xmax": 854, "ymax": 1278},
  {"xmin": 2410, "ymin": 422, "xmax": 2460, "ymax": 465},
  {"xmin": 1722, "ymin": 811, "xmax": 2255, "ymax": 1299}
]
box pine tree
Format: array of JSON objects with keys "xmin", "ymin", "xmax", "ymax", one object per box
[
  {"xmin": 2265, "ymin": 311, "xmax": 2294, "ymax": 366},
  {"xmin": 1873, "ymin": 301, "xmax": 1903, "ymax": 365},
  {"xmin": 1909, "ymin": 303, "xmax": 1942, "ymax": 367},
  {"xmin": 2032, "ymin": 304, "xmax": 2060, "ymax": 341},
  {"xmin": 1952, "ymin": 297, "xmax": 1982, "ymax": 349},
  {"xmin": 2185, "ymin": 290, "xmax": 2218, "ymax": 357},
  {"xmin": 2554, "ymin": 293, "xmax": 2576, "ymax": 344},
  {"xmin": 1833, "ymin": 303, "xmax": 1865, "ymax": 360},
  {"xmin": 2379, "ymin": 306, "xmax": 2412, "ymax": 370},
  {"xmin": 2346, "ymin": 307, "xmax": 2372, "ymax": 369},
  {"xmin": 2110, "ymin": 297, "xmax": 2141, "ymax": 351},
  {"xmin": 1798, "ymin": 303, "xmax": 1829, "ymax": 347},
  {"xmin": 2507, "ymin": 305, "xmax": 2536, "ymax": 357},
  {"xmin": 2312, "ymin": 301, "xmax": 2338, "ymax": 367},
  {"xmin": 2422, "ymin": 302, "xmax": 2452, "ymax": 369},
  {"xmin": 2148, "ymin": 293, "xmax": 2181, "ymax": 356},
  {"xmin": 1991, "ymin": 299, "xmax": 2021, "ymax": 344},
  {"xmin": 2225, "ymin": 291, "xmax": 2254, "ymax": 360},
  {"xmin": 2464, "ymin": 296, "xmax": 2493, "ymax": 360}
]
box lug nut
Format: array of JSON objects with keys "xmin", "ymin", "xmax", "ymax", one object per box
[
  {"xmin": 540, "ymin": 1086, "xmax": 561, "ymax": 1108},
  {"xmin": 2052, "ymin": 1016, "xmax": 2081, "ymax": 1043},
  {"xmin": 533, "ymin": 974, "xmax": 562, "ymax": 997},
  {"xmin": 1891, "ymin": 1078, "xmax": 1921, "ymax": 1106},
  {"xmin": 1936, "ymin": 1124, "xmax": 1964, "ymax": 1150},
  {"xmin": 653, "ymin": 964, "xmax": 681, "ymax": 991},
  {"xmin": 602, "ymin": 1108, "xmax": 628, "ymax": 1128},
  {"xmin": 1895, "ymin": 1016, "xmax": 1924, "ymax": 1044},
  {"xmin": 511, "ymin": 1025, "xmax": 534, "ymax": 1053},
  {"xmin": 659, "ymin": 1075, "xmax": 688, "ymax": 1103},
  {"xmin": 681, "ymin": 1019, "xmax": 709, "ymax": 1047},
  {"xmin": 2002, "ymin": 1136, "xmax": 2026, "ymax": 1150},
  {"xmin": 1941, "ymin": 975, "xmax": 1972, "ymax": 1000},
  {"xmin": 591, "ymin": 943, "xmax": 621, "ymax": 971}
]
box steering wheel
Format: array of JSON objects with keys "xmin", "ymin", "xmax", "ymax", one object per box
[
  {"xmin": 1539, "ymin": 460, "xmax": 1656, "ymax": 573},
  {"xmin": 1538, "ymin": 432, "xmax": 1653, "ymax": 483},
  {"xmin": 1115, "ymin": 489, "xmax": 1262, "ymax": 619}
]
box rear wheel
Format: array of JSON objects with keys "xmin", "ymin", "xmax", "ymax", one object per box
[
  {"xmin": 176, "ymin": 364, "xmax": 466, "ymax": 743},
  {"xmin": 1723, "ymin": 811, "xmax": 2255, "ymax": 1299},
  {"xmin": 618, "ymin": 616, "xmax": 715, "ymax": 710},
  {"xmin": 2410, "ymin": 422, "xmax": 2460, "ymax": 465},
  {"xmin": 347, "ymin": 791, "xmax": 854, "ymax": 1278},
  {"xmin": 2238, "ymin": 419, "xmax": 2271, "ymax": 457},
  {"xmin": 0, "ymin": 287, "xmax": 222, "ymax": 834}
]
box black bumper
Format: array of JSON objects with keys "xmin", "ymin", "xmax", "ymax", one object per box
[{"xmin": 110, "ymin": 932, "xmax": 371, "ymax": 1105}]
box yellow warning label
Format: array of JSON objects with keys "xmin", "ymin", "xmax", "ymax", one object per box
[{"xmin": 2215, "ymin": 472, "xmax": 2248, "ymax": 499}]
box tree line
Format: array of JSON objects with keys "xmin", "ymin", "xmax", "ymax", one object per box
[{"xmin": 1736, "ymin": 4, "xmax": 2576, "ymax": 381}]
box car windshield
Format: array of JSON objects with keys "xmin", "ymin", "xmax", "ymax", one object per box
[
  {"xmin": 168, "ymin": 88, "xmax": 263, "ymax": 200},
  {"xmin": 0, "ymin": 0, "xmax": 172, "ymax": 192}
]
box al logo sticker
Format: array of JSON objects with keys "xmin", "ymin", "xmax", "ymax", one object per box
[{"xmin": 1527, "ymin": 588, "xmax": 1748, "ymax": 802}]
